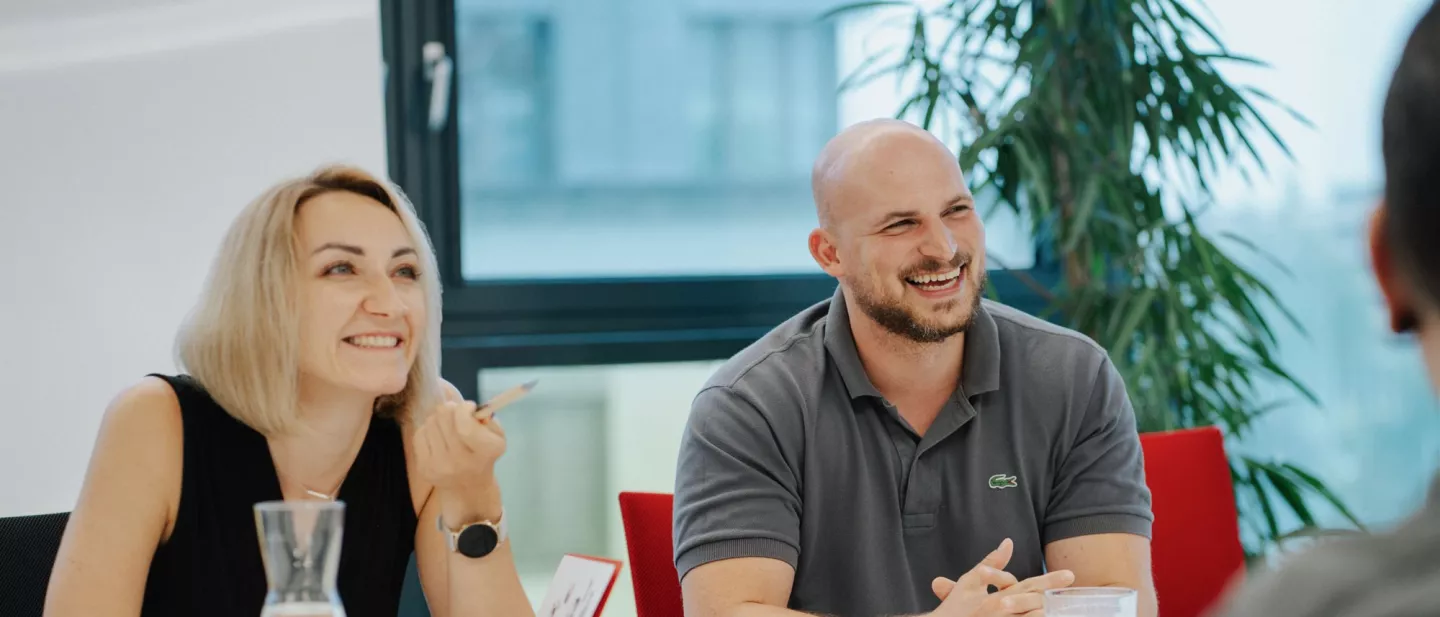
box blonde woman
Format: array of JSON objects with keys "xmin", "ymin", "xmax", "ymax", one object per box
[{"xmin": 44, "ymin": 166, "xmax": 534, "ymax": 617}]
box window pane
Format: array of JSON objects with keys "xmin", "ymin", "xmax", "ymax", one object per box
[
  {"xmin": 455, "ymin": 2, "xmax": 831, "ymax": 280},
  {"xmin": 477, "ymin": 361, "xmax": 723, "ymax": 616},
  {"xmin": 455, "ymin": 16, "xmax": 550, "ymax": 187}
]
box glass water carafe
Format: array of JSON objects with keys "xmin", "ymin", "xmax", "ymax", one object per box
[{"xmin": 254, "ymin": 500, "xmax": 347, "ymax": 617}]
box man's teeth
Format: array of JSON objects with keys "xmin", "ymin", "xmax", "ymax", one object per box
[
  {"xmin": 908, "ymin": 268, "xmax": 962, "ymax": 284},
  {"xmin": 349, "ymin": 335, "xmax": 400, "ymax": 348}
]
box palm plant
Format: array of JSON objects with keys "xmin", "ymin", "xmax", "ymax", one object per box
[{"xmin": 825, "ymin": 0, "xmax": 1364, "ymax": 555}]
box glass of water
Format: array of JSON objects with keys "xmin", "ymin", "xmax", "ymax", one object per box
[
  {"xmin": 1044, "ymin": 587, "xmax": 1137, "ymax": 617},
  {"xmin": 254, "ymin": 500, "xmax": 347, "ymax": 617}
]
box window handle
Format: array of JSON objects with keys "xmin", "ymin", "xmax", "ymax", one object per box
[{"xmin": 423, "ymin": 41, "xmax": 453, "ymax": 133}]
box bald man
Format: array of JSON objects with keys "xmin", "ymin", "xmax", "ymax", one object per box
[{"xmin": 672, "ymin": 119, "xmax": 1156, "ymax": 617}]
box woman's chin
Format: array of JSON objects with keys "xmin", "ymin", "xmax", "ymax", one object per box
[
  {"xmin": 300, "ymin": 369, "xmax": 410, "ymax": 400},
  {"xmin": 347, "ymin": 375, "xmax": 410, "ymax": 398}
]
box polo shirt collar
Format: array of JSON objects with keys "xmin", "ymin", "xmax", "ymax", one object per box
[
  {"xmin": 823, "ymin": 287, "xmax": 884, "ymax": 400},
  {"xmin": 961, "ymin": 299, "xmax": 1002, "ymax": 398},
  {"xmin": 822, "ymin": 286, "xmax": 1003, "ymax": 401}
]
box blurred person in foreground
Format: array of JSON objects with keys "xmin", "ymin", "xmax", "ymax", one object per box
[
  {"xmin": 674, "ymin": 118, "xmax": 1157, "ymax": 617},
  {"xmin": 1215, "ymin": 3, "xmax": 1440, "ymax": 616},
  {"xmin": 44, "ymin": 166, "xmax": 534, "ymax": 617}
]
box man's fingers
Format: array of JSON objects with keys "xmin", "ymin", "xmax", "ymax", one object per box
[
  {"xmin": 981, "ymin": 538, "xmax": 1014, "ymax": 570},
  {"xmin": 952, "ymin": 538, "xmax": 1018, "ymax": 592},
  {"xmin": 987, "ymin": 567, "xmax": 1019, "ymax": 591},
  {"xmin": 957, "ymin": 564, "xmax": 1019, "ymax": 592},
  {"xmin": 996, "ymin": 569, "xmax": 1075, "ymax": 596},
  {"xmin": 931, "ymin": 577, "xmax": 955, "ymax": 600},
  {"xmin": 997, "ymin": 592, "xmax": 1042, "ymax": 614}
]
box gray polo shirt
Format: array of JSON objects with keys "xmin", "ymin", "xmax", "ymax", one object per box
[
  {"xmin": 673, "ymin": 287, "xmax": 1152, "ymax": 616},
  {"xmin": 1215, "ymin": 474, "xmax": 1440, "ymax": 617}
]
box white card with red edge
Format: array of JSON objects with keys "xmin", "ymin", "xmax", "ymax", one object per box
[{"xmin": 538, "ymin": 554, "xmax": 624, "ymax": 617}]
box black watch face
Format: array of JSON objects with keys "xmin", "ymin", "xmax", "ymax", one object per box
[{"xmin": 457, "ymin": 524, "xmax": 499, "ymax": 558}]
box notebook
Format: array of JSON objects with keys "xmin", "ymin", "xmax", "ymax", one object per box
[{"xmin": 538, "ymin": 554, "xmax": 625, "ymax": 617}]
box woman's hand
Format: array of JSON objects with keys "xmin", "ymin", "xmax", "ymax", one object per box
[{"xmin": 415, "ymin": 399, "xmax": 507, "ymax": 524}]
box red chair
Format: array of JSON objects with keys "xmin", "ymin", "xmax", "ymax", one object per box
[
  {"xmin": 620, "ymin": 427, "xmax": 1245, "ymax": 617},
  {"xmin": 619, "ymin": 492, "xmax": 684, "ymax": 617},
  {"xmin": 1140, "ymin": 426, "xmax": 1246, "ymax": 617}
]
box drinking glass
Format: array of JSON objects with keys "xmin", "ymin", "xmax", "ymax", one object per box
[
  {"xmin": 1043, "ymin": 587, "xmax": 1138, "ymax": 617},
  {"xmin": 254, "ymin": 500, "xmax": 347, "ymax": 617}
]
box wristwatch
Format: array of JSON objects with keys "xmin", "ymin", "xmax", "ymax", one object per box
[{"xmin": 436, "ymin": 510, "xmax": 507, "ymax": 558}]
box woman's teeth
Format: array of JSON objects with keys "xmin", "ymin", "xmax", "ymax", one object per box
[{"xmin": 347, "ymin": 335, "xmax": 400, "ymax": 348}]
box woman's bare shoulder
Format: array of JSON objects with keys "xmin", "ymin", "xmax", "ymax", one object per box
[
  {"xmin": 72, "ymin": 376, "xmax": 186, "ymax": 543},
  {"xmin": 103, "ymin": 377, "xmax": 184, "ymax": 436}
]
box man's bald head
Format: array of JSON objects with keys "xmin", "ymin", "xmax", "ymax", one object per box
[
  {"xmin": 805, "ymin": 119, "xmax": 985, "ymax": 344},
  {"xmin": 811, "ymin": 119, "xmax": 961, "ymax": 230}
]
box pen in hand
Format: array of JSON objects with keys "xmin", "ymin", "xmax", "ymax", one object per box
[{"xmin": 472, "ymin": 379, "xmax": 538, "ymax": 420}]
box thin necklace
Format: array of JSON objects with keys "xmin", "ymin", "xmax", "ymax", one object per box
[
  {"xmin": 278, "ymin": 472, "xmax": 343, "ymax": 501},
  {"xmin": 304, "ymin": 486, "xmax": 338, "ymax": 501},
  {"xmin": 298, "ymin": 475, "xmax": 345, "ymax": 501}
]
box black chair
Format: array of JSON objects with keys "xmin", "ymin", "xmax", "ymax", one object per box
[{"xmin": 0, "ymin": 512, "xmax": 70, "ymax": 617}]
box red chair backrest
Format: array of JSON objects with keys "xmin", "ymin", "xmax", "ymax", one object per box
[
  {"xmin": 1140, "ymin": 426, "xmax": 1246, "ymax": 617},
  {"xmin": 620, "ymin": 427, "xmax": 1245, "ymax": 617},
  {"xmin": 619, "ymin": 492, "xmax": 684, "ymax": 617}
]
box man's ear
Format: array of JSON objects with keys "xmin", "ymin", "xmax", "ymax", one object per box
[
  {"xmin": 1369, "ymin": 201, "xmax": 1418, "ymax": 333},
  {"xmin": 809, "ymin": 228, "xmax": 844, "ymax": 279}
]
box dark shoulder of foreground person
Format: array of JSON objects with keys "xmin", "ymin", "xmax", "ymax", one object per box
[{"xmin": 1215, "ymin": 498, "xmax": 1440, "ymax": 617}]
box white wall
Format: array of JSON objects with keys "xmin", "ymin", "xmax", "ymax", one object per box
[{"xmin": 0, "ymin": 0, "xmax": 388, "ymax": 516}]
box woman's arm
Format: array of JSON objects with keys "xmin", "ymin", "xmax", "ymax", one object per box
[
  {"xmin": 409, "ymin": 380, "xmax": 534, "ymax": 617},
  {"xmin": 45, "ymin": 377, "xmax": 183, "ymax": 617},
  {"xmin": 415, "ymin": 481, "xmax": 532, "ymax": 617}
]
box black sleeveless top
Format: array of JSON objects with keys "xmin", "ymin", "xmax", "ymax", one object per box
[{"xmin": 140, "ymin": 374, "xmax": 418, "ymax": 617}]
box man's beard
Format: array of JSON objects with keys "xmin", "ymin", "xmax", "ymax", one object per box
[{"xmin": 851, "ymin": 263, "xmax": 987, "ymax": 344}]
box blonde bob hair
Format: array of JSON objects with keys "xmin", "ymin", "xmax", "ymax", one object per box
[{"xmin": 176, "ymin": 165, "xmax": 443, "ymax": 436}]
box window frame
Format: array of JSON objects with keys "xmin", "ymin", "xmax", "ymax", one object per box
[{"xmin": 381, "ymin": 0, "xmax": 1056, "ymax": 399}]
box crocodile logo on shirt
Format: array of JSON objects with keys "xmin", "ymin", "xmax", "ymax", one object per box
[{"xmin": 988, "ymin": 474, "xmax": 1019, "ymax": 489}]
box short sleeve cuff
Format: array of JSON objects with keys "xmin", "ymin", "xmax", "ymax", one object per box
[
  {"xmin": 1044, "ymin": 513, "xmax": 1153, "ymax": 545},
  {"xmin": 676, "ymin": 537, "xmax": 799, "ymax": 582}
]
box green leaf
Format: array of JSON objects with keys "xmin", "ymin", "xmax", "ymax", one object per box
[
  {"xmin": 1196, "ymin": 52, "xmax": 1270, "ymax": 67},
  {"xmin": 1281, "ymin": 463, "xmax": 1368, "ymax": 530},
  {"xmin": 1164, "ymin": 0, "xmax": 1226, "ymax": 51},
  {"xmin": 1244, "ymin": 86, "xmax": 1316, "ymax": 129},
  {"xmin": 1110, "ymin": 287, "xmax": 1158, "ymax": 349},
  {"xmin": 1236, "ymin": 96, "xmax": 1297, "ymax": 159},
  {"xmin": 816, "ymin": 0, "xmax": 914, "ymax": 21},
  {"xmin": 1244, "ymin": 462, "xmax": 1282, "ymax": 541},
  {"xmin": 1061, "ymin": 178, "xmax": 1103, "ymax": 252},
  {"xmin": 1256, "ymin": 460, "xmax": 1318, "ymax": 527},
  {"xmin": 837, "ymin": 49, "xmax": 907, "ymax": 92}
]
